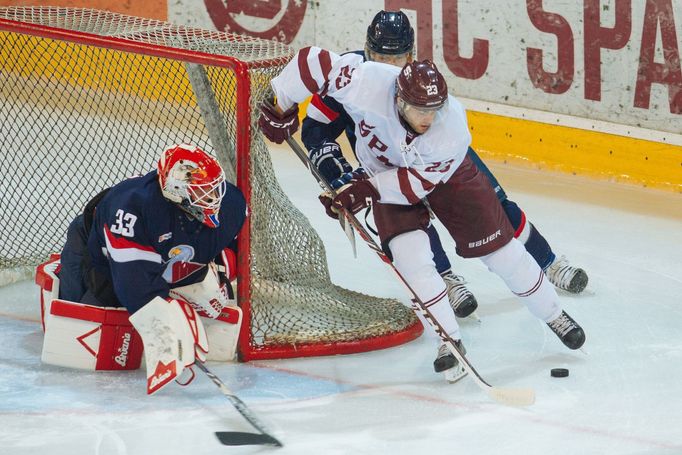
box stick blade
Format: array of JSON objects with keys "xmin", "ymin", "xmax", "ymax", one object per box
[
  {"xmin": 340, "ymin": 217, "xmax": 357, "ymax": 257},
  {"xmin": 215, "ymin": 431, "xmax": 283, "ymax": 447},
  {"xmin": 487, "ymin": 387, "xmax": 536, "ymax": 407}
]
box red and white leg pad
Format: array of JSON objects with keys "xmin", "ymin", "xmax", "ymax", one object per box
[
  {"xmin": 170, "ymin": 261, "xmax": 242, "ymax": 361},
  {"xmin": 201, "ymin": 306, "xmax": 242, "ymax": 361},
  {"xmin": 37, "ymin": 254, "xmax": 241, "ymax": 367},
  {"xmin": 35, "ymin": 253, "xmax": 62, "ymax": 333},
  {"xmin": 41, "ymin": 299, "xmax": 144, "ymax": 371}
]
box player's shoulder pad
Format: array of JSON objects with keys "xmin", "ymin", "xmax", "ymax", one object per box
[
  {"xmin": 341, "ymin": 49, "xmax": 366, "ymax": 60},
  {"xmin": 125, "ymin": 171, "xmax": 168, "ymax": 215},
  {"xmin": 441, "ymin": 95, "xmax": 468, "ymax": 127},
  {"xmin": 218, "ymin": 182, "xmax": 247, "ymax": 225},
  {"xmin": 341, "ymin": 61, "xmax": 400, "ymax": 112},
  {"xmin": 94, "ymin": 171, "xmax": 157, "ymax": 218}
]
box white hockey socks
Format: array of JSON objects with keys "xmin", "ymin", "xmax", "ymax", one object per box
[
  {"xmin": 390, "ymin": 230, "xmax": 461, "ymax": 341},
  {"xmin": 480, "ymin": 238, "xmax": 562, "ymax": 322}
]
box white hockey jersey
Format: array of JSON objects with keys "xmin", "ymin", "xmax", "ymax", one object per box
[{"xmin": 271, "ymin": 46, "xmax": 472, "ymax": 205}]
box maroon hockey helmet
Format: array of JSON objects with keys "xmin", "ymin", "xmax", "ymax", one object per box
[{"xmin": 396, "ymin": 60, "xmax": 448, "ymax": 110}]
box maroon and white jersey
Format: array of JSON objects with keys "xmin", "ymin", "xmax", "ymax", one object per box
[{"xmin": 272, "ymin": 46, "xmax": 471, "ymax": 205}]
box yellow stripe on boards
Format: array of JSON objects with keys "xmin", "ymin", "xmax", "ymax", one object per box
[{"xmin": 468, "ymin": 110, "xmax": 682, "ymax": 193}]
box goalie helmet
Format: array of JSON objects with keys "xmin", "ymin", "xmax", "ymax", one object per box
[
  {"xmin": 366, "ymin": 10, "xmax": 414, "ymax": 55},
  {"xmin": 396, "ymin": 60, "xmax": 448, "ymax": 110},
  {"xmin": 157, "ymin": 144, "xmax": 226, "ymax": 228}
]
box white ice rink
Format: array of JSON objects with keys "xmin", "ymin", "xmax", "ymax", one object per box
[{"xmin": 1, "ymin": 145, "xmax": 681, "ymax": 455}]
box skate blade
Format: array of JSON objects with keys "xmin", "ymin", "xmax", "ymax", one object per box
[
  {"xmin": 445, "ymin": 367, "xmax": 468, "ymax": 384},
  {"xmin": 467, "ymin": 311, "xmax": 481, "ymax": 323}
]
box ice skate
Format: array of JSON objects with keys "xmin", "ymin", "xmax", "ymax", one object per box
[
  {"xmin": 547, "ymin": 310, "xmax": 585, "ymax": 349},
  {"xmin": 433, "ymin": 340, "xmax": 467, "ymax": 383},
  {"xmin": 441, "ymin": 271, "xmax": 478, "ymax": 318},
  {"xmin": 546, "ymin": 255, "xmax": 588, "ymax": 294}
]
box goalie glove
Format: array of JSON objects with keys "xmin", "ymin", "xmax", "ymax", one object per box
[
  {"xmin": 169, "ymin": 251, "xmax": 236, "ymax": 320},
  {"xmin": 217, "ymin": 247, "xmax": 237, "ymax": 283},
  {"xmin": 129, "ymin": 296, "xmax": 208, "ymax": 394},
  {"xmin": 258, "ymin": 102, "xmax": 299, "ymax": 144}
]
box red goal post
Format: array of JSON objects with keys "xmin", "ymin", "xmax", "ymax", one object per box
[{"xmin": 0, "ymin": 7, "xmax": 421, "ymax": 361}]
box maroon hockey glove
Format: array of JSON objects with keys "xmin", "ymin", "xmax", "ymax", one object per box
[
  {"xmin": 258, "ymin": 102, "xmax": 299, "ymax": 144},
  {"xmin": 319, "ymin": 191, "xmax": 339, "ymax": 219},
  {"xmin": 332, "ymin": 180, "xmax": 379, "ymax": 215},
  {"xmin": 319, "ymin": 170, "xmax": 370, "ymax": 219}
]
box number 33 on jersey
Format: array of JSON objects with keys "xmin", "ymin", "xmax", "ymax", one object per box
[{"xmin": 109, "ymin": 209, "xmax": 137, "ymax": 237}]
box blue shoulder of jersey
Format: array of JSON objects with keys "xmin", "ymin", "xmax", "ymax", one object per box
[{"xmin": 217, "ymin": 181, "xmax": 247, "ymax": 237}]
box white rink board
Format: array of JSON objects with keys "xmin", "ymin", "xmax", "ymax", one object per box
[{"xmin": 169, "ymin": 0, "xmax": 682, "ymax": 136}]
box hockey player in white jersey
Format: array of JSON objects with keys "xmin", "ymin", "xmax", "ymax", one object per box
[
  {"xmin": 302, "ymin": 10, "xmax": 588, "ymax": 300},
  {"xmin": 259, "ymin": 48, "xmax": 586, "ymax": 380}
]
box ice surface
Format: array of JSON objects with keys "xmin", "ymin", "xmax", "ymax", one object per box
[{"xmin": 1, "ymin": 143, "xmax": 681, "ymax": 455}]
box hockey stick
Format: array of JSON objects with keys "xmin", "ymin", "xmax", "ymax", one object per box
[
  {"xmin": 285, "ymin": 136, "xmax": 535, "ymax": 407},
  {"xmin": 195, "ymin": 361, "xmax": 283, "ymax": 447},
  {"xmin": 264, "ymin": 100, "xmax": 357, "ymax": 255}
]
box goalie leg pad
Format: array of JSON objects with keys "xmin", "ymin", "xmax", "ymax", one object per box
[
  {"xmin": 203, "ymin": 306, "xmax": 243, "ymax": 362},
  {"xmin": 35, "ymin": 253, "xmax": 62, "ymax": 333},
  {"xmin": 41, "ymin": 299, "xmax": 143, "ymax": 371}
]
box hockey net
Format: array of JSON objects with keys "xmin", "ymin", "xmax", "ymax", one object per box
[{"xmin": 0, "ymin": 7, "xmax": 421, "ymax": 360}]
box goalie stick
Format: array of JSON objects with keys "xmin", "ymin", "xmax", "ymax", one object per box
[
  {"xmin": 285, "ymin": 136, "xmax": 535, "ymax": 407},
  {"xmin": 195, "ymin": 361, "xmax": 283, "ymax": 447}
]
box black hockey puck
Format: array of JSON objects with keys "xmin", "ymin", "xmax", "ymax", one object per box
[{"xmin": 550, "ymin": 368, "xmax": 569, "ymax": 378}]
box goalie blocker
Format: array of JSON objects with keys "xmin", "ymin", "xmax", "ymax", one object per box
[{"xmin": 36, "ymin": 254, "xmax": 242, "ymax": 377}]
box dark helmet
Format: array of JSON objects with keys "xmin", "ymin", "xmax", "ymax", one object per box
[
  {"xmin": 396, "ymin": 60, "xmax": 448, "ymax": 109},
  {"xmin": 366, "ymin": 10, "xmax": 414, "ymax": 55}
]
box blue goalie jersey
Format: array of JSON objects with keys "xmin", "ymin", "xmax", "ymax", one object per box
[{"xmin": 87, "ymin": 171, "xmax": 247, "ymax": 314}]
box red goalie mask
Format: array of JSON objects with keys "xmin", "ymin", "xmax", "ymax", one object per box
[{"xmin": 157, "ymin": 144, "xmax": 226, "ymax": 228}]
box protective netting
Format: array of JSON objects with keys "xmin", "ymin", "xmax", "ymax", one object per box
[{"xmin": 0, "ymin": 7, "xmax": 419, "ymax": 359}]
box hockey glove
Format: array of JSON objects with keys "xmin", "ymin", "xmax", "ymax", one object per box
[
  {"xmin": 258, "ymin": 102, "xmax": 299, "ymax": 144},
  {"xmin": 169, "ymin": 258, "xmax": 235, "ymax": 320},
  {"xmin": 309, "ymin": 141, "xmax": 352, "ymax": 186},
  {"xmin": 332, "ymin": 179, "xmax": 379, "ymax": 215},
  {"xmin": 330, "ymin": 167, "xmax": 368, "ymax": 190},
  {"xmin": 217, "ymin": 247, "xmax": 237, "ymax": 283},
  {"xmin": 319, "ymin": 191, "xmax": 339, "ymax": 219},
  {"xmin": 319, "ymin": 168, "xmax": 369, "ymax": 219}
]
